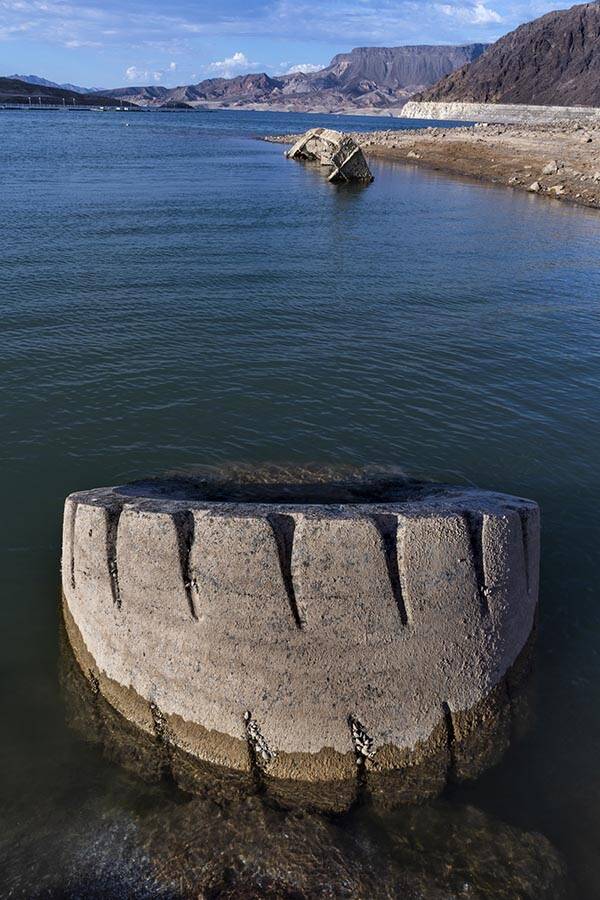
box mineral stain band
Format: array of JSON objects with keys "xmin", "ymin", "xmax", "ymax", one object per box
[{"xmin": 61, "ymin": 477, "xmax": 539, "ymax": 809}]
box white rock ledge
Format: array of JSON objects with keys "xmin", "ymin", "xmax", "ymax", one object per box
[
  {"xmin": 403, "ymin": 100, "xmax": 600, "ymax": 124},
  {"xmin": 61, "ymin": 478, "xmax": 539, "ymax": 803}
]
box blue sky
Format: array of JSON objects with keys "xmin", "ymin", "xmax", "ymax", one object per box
[{"xmin": 0, "ymin": 0, "xmax": 571, "ymax": 88}]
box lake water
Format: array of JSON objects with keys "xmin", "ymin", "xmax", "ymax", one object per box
[{"xmin": 1, "ymin": 108, "xmax": 600, "ymax": 897}]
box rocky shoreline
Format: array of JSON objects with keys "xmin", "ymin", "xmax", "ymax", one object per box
[{"xmin": 267, "ymin": 122, "xmax": 600, "ymax": 209}]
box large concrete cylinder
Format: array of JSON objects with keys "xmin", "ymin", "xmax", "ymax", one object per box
[{"xmin": 61, "ymin": 478, "xmax": 539, "ymax": 809}]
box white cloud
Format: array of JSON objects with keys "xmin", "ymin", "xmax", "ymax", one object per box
[
  {"xmin": 124, "ymin": 61, "xmax": 179, "ymax": 85},
  {"xmin": 285, "ymin": 62, "xmax": 324, "ymax": 74},
  {"xmin": 64, "ymin": 38, "xmax": 101, "ymax": 48},
  {"xmin": 205, "ymin": 51, "xmax": 255, "ymax": 78},
  {"xmin": 0, "ymin": 21, "xmax": 35, "ymax": 39},
  {"xmin": 474, "ymin": 4, "xmax": 502, "ymax": 23},
  {"xmin": 125, "ymin": 65, "xmax": 148, "ymax": 82},
  {"xmin": 437, "ymin": 1, "xmax": 502, "ymax": 24}
]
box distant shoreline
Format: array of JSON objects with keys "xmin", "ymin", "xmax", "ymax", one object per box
[
  {"xmin": 0, "ymin": 101, "xmax": 405, "ymax": 118},
  {"xmin": 138, "ymin": 102, "xmax": 408, "ymax": 117},
  {"xmin": 266, "ymin": 123, "xmax": 600, "ymax": 210}
]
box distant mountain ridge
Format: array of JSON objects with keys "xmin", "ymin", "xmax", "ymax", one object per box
[
  {"xmin": 417, "ymin": 2, "xmax": 600, "ymax": 106},
  {"xmin": 102, "ymin": 44, "xmax": 488, "ymax": 112},
  {"xmin": 8, "ymin": 74, "xmax": 104, "ymax": 93},
  {"xmin": 0, "ymin": 77, "xmax": 133, "ymax": 107}
]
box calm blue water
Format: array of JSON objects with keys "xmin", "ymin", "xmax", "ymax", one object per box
[{"xmin": 1, "ymin": 108, "xmax": 600, "ymax": 897}]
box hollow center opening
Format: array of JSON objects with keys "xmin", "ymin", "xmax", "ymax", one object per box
[{"xmin": 116, "ymin": 466, "xmax": 434, "ymax": 505}]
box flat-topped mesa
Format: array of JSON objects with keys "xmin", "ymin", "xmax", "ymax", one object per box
[
  {"xmin": 286, "ymin": 128, "xmax": 374, "ymax": 183},
  {"xmin": 61, "ymin": 477, "xmax": 539, "ymax": 811}
]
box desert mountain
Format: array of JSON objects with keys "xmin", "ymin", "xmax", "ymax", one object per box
[
  {"xmin": 417, "ymin": 2, "xmax": 600, "ymax": 106},
  {"xmin": 8, "ymin": 74, "xmax": 103, "ymax": 93},
  {"xmin": 318, "ymin": 45, "xmax": 488, "ymax": 93},
  {"xmin": 103, "ymin": 44, "xmax": 487, "ymax": 112},
  {"xmin": 0, "ymin": 77, "xmax": 134, "ymax": 107}
]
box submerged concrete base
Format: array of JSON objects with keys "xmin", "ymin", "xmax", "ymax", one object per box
[
  {"xmin": 58, "ymin": 620, "xmax": 564, "ymax": 900},
  {"xmin": 61, "ymin": 477, "xmax": 539, "ymax": 807},
  {"xmin": 286, "ymin": 127, "xmax": 374, "ymax": 182},
  {"xmin": 61, "ymin": 595, "xmax": 535, "ymax": 812}
]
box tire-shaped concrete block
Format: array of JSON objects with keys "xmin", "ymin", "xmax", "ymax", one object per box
[{"xmin": 61, "ymin": 480, "xmax": 540, "ymax": 806}]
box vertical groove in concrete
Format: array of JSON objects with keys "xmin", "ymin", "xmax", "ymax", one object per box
[
  {"xmin": 244, "ymin": 711, "xmax": 275, "ymax": 789},
  {"xmin": 243, "ymin": 711, "xmax": 259, "ymax": 784},
  {"xmin": 267, "ymin": 513, "xmax": 303, "ymax": 629},
  {"xmin": 348, "ymin": 714, "xmax": 375, "ymax": 760},
  {"xmin": 88, "ymin": 669, "xmax": 100, "ymax": 696},
  {"xmin": 348, "ymin": 715, "xmax": 372, "ymax": 797},
  {"xmin": 442, "ymin": 701, "xmax": 456, "ymax": 780},
  {"xmin": 150, "ymin": 700, "xmax": 175, "ymax": 783},
  {"xmin": 464, "ymin": 512, "xmax": 489, "ymax": 617},
  {"xmin": 371, "ymin": 514, "xmax": 408, "ymax": 625},
  {"xmin": 173, "ymin": 510, "xmax": 198, "ymax": 621},
  {"xmin": 84, "ymin": 668, "xmax": 106, "ymax": 747},
  {"xmin": 67, "ymin": 500, "xmax": 78, "ymax": 590},
  {"xmin": 105, "ymin": 503, "xmax": 123, "ymax": 609},
  {"xmin": 516, "ymin": 508, "xmax": 531, "ymax": 595}
]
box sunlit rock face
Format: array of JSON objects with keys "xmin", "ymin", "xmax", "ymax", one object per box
[
  {"xmin": 417, "ymin": 2, "xmax": 600, "ymax": 107},
  {"xmin": 61, "ymin": 467, "xmax": 539, "ymax": 809}
]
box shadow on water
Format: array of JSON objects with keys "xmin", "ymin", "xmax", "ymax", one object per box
[{"xmin": 117, "ymin": 462, "xmax": 429, "ymax": 503}]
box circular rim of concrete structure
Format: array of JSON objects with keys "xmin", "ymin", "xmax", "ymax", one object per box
[{"xmin": 61, "ymin": 477, "xmax": 539, "ymax": 806}]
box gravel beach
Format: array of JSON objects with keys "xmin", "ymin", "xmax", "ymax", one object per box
[{"xmin": 267, "ymin": 122, "xmax": 600, "ymax": 209}]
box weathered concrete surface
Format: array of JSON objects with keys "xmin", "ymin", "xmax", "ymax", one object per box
[
  {"xmin": 286, "ymin": 127, "xmax": 373, "ymax": 182},
  {"xmin": 62, "ymin": 478, "xmax": 539, "ymax": 801},
  {"xmin": 402, "ymin": 100, "xmax": 600, "ymax": 125},
  {"xmin": 55, "ymin": 625, "xmax": 566, "ymax": 900}
]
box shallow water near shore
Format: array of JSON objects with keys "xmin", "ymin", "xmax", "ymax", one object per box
[{"xmin": 1, "ymin": 108, "xmax": 600, "ymax": 897}]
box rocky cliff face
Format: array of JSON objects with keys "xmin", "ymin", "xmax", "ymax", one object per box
[
  {"xmin": 318, "ymin": 44, "xmax": 487, "ymax": 95},
  {"xmin": 102, "ymin": 44, "xmax": 487, "ymax": 112},
  {"xmin": 418, "ymin": 2, "xmax": 600, "ymax": 107}
]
